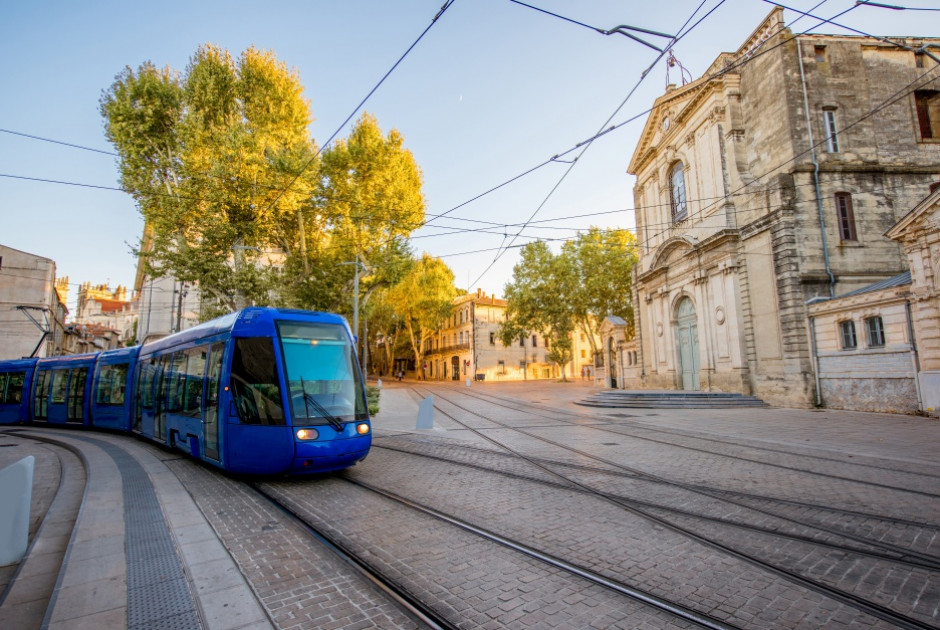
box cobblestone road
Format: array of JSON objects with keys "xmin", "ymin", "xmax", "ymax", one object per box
[{"xmin": 162, "ymin": 380, "xmax": 940, "ymax": 628}]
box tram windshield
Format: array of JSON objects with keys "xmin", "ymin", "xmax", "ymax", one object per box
[{"xmin": 278, "ymin": 321, "xmax": 367, "ymax": 427}]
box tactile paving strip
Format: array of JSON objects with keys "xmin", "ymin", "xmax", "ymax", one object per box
[{"xmin": 72, "ymin": 436, "xmax": 202, "ymax": 629}]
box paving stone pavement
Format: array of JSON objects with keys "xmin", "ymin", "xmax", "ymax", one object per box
[
  {"xmin": 260, "ymin": 477, "xmax": 697, "ymax": 629},
  {"xmin": 2, "ymin": 379, "xmax": 937, "ymax": 629}
]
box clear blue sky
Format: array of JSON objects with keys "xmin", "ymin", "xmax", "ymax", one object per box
[{"xmin": 1, "ymin": 0, "xmax": 936, "ymax": 316}]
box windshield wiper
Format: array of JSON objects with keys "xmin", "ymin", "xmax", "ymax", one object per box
[{"xmin": 299, "ymin": 377, "xmax": 344, "ymax": 432}]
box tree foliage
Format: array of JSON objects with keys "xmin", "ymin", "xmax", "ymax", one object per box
[
  {"xmin": 101, "ymin": 45, "xmax": 317, "ymax": 315},
  {"xmin": 499, "ymin": 229, "xmax": 638, "ymax": 379},
  {"xmin": 499, "ymin": 241, "xmax": 576, "ymax": 380},
  {"xmin": 102, "ymin": 47, "xmax": 428, "ymax": 323},
  {"xmin": 386, "ymin": 254, "xmax": 457, "ymax": 379},
  {"xmin": 562, "ymin": 228, "xmax": 638, "ymax": 355},
  {"xmin": 288, "ymin": 114, "xmax": 425, "ymax": 319}
]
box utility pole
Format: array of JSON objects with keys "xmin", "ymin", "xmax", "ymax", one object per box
[{"xmin": 341, "ymin": 255, "xmax": 365, "ymax": 370}]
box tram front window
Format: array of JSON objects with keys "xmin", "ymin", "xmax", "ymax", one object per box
[{"xmin": 278, "ymin": 321, "xmax": 367, "ymax": 427}]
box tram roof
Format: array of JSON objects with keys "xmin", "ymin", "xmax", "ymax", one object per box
[{"xmin": 139, "ymin": 307, "xmax": 350, "ymax": 355}]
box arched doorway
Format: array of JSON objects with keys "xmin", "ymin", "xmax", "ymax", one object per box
[
  {"xmin": 675, "ymin": 297, "xmax": 700, "ymax": 391},
  {"xmin": 451, "ymin": 356, "xmax": 460, "ymax": 380}
]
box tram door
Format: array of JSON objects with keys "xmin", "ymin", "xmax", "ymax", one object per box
[
  {"xmin": 203, "ymin": 342, "xmax": 224, "ymax": 461},
  {"xmin": 67, "ymin": 368, "xmax": 88, "ymax": 423}
]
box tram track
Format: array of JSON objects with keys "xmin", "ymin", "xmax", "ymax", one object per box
[
  {"xmin": 441, "ymin": 384, "xmax": 940, "ymax": 493},
  {"xmin": 254, "ymin": 475, "xmax": 743, "ymax": 630},
  {"xmin": 403, "ymin": 384, "xmax": 940, "ymax": 630},
  {"xmin": 411, "ymin": 386, "xmax": 940, "ymax": 545},
  {"xmin": 248, "ymin": 482, "xmax": 457, "ymax": 630},
  {"xmin": 378, "ymin": 433, "xmax": 940, "ymax": 530},
  {"xmin": 373, "ymin": 440, "xmax": 940, "ymax": 573}
]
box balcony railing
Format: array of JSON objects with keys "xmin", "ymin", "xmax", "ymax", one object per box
[{"xmin": 423, "ymin": 342, "xmax": 471, "ymax": 356}]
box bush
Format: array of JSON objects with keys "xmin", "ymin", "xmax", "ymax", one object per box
[{"xmin": 366, "ymin": 385, "xmax": 380, "ymax": 416}]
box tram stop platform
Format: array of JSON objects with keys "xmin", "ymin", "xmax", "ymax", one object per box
[
  {"xmin": 0, "ymin": 428, "xmax": 271, "ymax": 629},
  {"xmin": 0, "ymin": 383, "xmax": 425, "ymax": 630}
]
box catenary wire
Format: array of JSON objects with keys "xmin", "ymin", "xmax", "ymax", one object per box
[
  {"xmin": 258, "ymin": 0, "xmax": 456, "ymax": 217},
  {"xmin": 466, "ymin": 0, "xmax": 723, "ymax": 291},
  {"xmin": 4, "ymin": 3, "xmax": 935, "ymax": 271}
]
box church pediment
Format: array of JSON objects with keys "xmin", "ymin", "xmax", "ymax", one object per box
[
  {"xmin": 649, "ymin": 236, "xmax": 697, "ymax": 271},
  {"xmin": 628, "ymin": 75, "xmax": 725, "ymax": 175}
]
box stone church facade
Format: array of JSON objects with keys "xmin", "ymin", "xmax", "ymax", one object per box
[{"xmin": 627, "ymin": 8, "xmax": 940, "ymax": 406}]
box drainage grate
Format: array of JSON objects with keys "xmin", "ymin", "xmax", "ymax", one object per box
[{"xmin": 69, "ymin": 436, "xmax": 202, "ymax": 629}]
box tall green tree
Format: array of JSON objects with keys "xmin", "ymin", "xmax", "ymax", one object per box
[
  {"xmin": 500, "ymin": 229, "xmax": 639, "ymax": 380},
  {"xmin": 101, "ymin": 44, "xmax": 317, "ymax": 316},
  {"xmin": 386, "ymin": 254, "xmax": 457, "ymax": 379},
  {"xmin": 500, "ymin": 241, "xmax": 577, "ymax": 380},
  {"xmin": 562, "ymin": 228, "xmax": 638, "ymax": 358},
  {"xmin": 296, "ymin": 113, "xmax": 425, "ymax": 322}
]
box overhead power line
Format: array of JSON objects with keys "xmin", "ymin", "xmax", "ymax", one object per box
[
  {"xmin": 466, "ymin": 0, "xmax": 723, "ymax": 290},
  {"xmin": 259, "ymin": 0, "xmax": 457, "ymax": 217},
  {"xmin": 507, "ymin": 0, "xmax": 675, "ymax": 52},
  {"xmin": 640, "ymin": 61, "xmax": 939, "ymax": 246},
  {"xmin": 854, "ymin": 0, "xmax": 940, "ymax": 11}
]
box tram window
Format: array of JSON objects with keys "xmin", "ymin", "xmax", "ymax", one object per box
[
  {"xmin": 231, "ymin": 337, "xmax": 284, "ymax": 425},
  {"xmin": 11, "ymin": 373, "xmax": 24, "ymax": 403},
  {"xmin": 138, "ymin": 360, "xmax": 156, "ymax": 409},
  {"xmin": 182, "ymin": 347, "xmax": 207, "ymax": 417},
  {"xmin": 96, "ymin": 364, "xmax": 129, "ymax": 406},
  {"xmin": 157, "ymin": 354, "xmax": 172, "ymax": 410},
  {"xmin": 0, "ymin": 372, "xmax": 22, "ymax": 404},
  {"xmin": 67, "ymin": 368, "xmax": 88, "ymax": 422},
  {"xmin": 34, "ymin": 370, "xmax": 51, "ymax": 419},
  {"xmin": 167, "ymin": 353, "xmax": 186, "ymax": 413},
  {"xmin": 51, "ymin": 369, "xmax": 69, "ymax": 404}
]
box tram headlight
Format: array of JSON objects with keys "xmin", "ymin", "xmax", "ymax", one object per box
[
  {"xmin": 296, "ymin": 428, "xmax": 319, "ymax": 441},
  {"xmin": 356, "ymin": 423, "xmax": 370, "ymax": 435}
]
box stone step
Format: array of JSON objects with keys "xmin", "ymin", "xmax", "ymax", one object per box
[{"xmin": 577, "ymin": 390, "xmax": 769, "ymax": 409}]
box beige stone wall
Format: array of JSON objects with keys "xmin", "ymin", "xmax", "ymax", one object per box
[
  {"xmin": 889, "ymin": 195, "xmax": 940, "ymax": 414},
  {"xmin": 0, "ymin": 245, "xmax": 62, "ymax": 359},
  {"xmin": 808, "ymin": 286, "xmax": 918, "ymax": 414},
  {"xmin": 629, "ymin": 10, "xmax": 940, "ymax": 407}
]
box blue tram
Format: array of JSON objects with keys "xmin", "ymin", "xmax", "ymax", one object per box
[{"xmin": 0, "ymin": 307, "xmax": 372, "ymax": 475}]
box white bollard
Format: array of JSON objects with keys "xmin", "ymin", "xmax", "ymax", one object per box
[
  {"xmin": 377, "ymin": 378, "xmax": 382, "ymax": 389},
  {"xmin": 465, "ymin": 376, "xmax": 471, "ymax": 387},
  {"xmin": 0, "ymin": 456, "xmax": 34, "ymax": 566},
  {"xmin": 416, "ymin": 395, "xmax": 434, "ymax": 430}
]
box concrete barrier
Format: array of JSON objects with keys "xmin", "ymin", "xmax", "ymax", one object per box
[
  {"xmin": 0, "ymin": 456, "xmax": 34, "ymax": 566},
  {"xmin": 416, "ymin": 395, "xmax": 435, "ymax": 430}
]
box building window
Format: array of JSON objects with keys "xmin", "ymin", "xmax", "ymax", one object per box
[
  {"xmin": 866, "ymin": 316, "xmax": 885, "ymax": 347},
  {"xmin": 519, "ymin": 336, "xmax": 525, "ymax": 347},
  {"xmin": 823, "ymin": 108, "xmax": 840, "ymax": 153},
  {"xmin": 489, "ymin": 331, "xmax": 496, "ymax": 345},
  {"xmin": 840, "ymin": 320, "xmax": 857, "ymax": 350},
  {"xmin": 580, "ymin": 349, "xmax": 586, "ymax": 359},
  {"xmin": 814, "ymin": 45, "xmax": 827, "ymax": 63},
  {"xmin": 532, "ymin": 335, "xmax": 537, "ymax": 347},
  {"xmin": 669, "ymin": 162, "xmax": 687, "ymax": 222},
  {"xmin": 915, "ymin": 90, "xmax": 940, "ymax": 140},
  {"xmin": 834, "ymin": 192, "xmax": 857, "ymax": 242},
  {"xmin": 497, "ymin": 360, "xmax": 505, "ymax": 375},
  {"xmin": 519, "ymin": 360, "xmax": 527, "ymax": 370}
]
